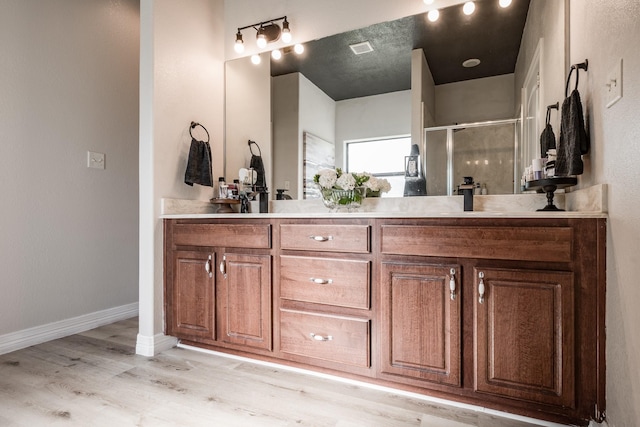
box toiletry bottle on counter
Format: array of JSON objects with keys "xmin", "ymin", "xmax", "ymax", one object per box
[{"xmin": 218, "ymin": 177, "xmax": 228, "ymax": 199}]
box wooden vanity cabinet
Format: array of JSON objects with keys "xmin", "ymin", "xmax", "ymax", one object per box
[
  {"xmin": 164, "ymin": 216, "xmax": 605, "ymax": 426},
  {"xmin": 378, "ymin": 218, "xmax": 605, "ymax": 424},
  {"xmin": 164, "ymin": 219, "xmax": 273, "ymax": 354}
]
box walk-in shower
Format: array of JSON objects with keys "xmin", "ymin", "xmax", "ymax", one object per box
[{"xmin": 422, "ymin": 119, "xmax": 521, "ymax": 196}]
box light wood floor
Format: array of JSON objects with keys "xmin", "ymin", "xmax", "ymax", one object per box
[{"xmin": 0, "ymin": 318, "xmax": 557, "ymax": 426}]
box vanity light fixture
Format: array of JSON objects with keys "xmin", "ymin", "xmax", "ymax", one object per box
[
  {"xmin": 294, "ymin": 43, "xmax": 304, "ymax": 54},
  {"xmin": 234, "ymin": 16, "xmax": 293, "ymax": 51},
  {"xmin": 271, "ymin": 49, "xmax": 282, "ymax": 60},
  {"xmin": 427, "ymin": 9, "xmax": 440, "ymax": 22},
  {"xmin": 423, "ymin": 0, "xmax": 435, "ymax": 4},
  {"xmin": 463, "ymin": 1, "xmax": 475, "ymax": 15},
  {"xmin": 251, "ymin": 54, "xmax": 261, "ymax": 65}
]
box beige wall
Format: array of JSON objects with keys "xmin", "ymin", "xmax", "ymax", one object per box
[
  {"xmin": 138, "ymin": 0, "xmax": 225, "ymax": 354},
  {"xmin": 435, "ymin": 74, "xmax": 515, "ymax": 125},
  {"xmin": 0, "ymin": 0, "xmax": 139, "ymax": 340},
  {"xmin": 568, "ymin": 1, "xmax": 640, "ymax": 426}
]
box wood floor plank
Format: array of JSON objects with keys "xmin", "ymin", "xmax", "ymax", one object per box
[{"xmin": 0, "ymin": 318, "xmax": 554, "ymax": 427}]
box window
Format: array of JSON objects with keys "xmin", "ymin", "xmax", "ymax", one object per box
[{"xmin": 345, "ymin": 136, "xmax": 411, "ymax": 198}]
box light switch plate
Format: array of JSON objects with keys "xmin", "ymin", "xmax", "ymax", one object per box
[
  {"xmin": 87, "ymin": 151, "xmax": 105, "ymax": 169},
  {"xmin": 605, "ymin": 58, "xmax": 623, "ymax": 108}
]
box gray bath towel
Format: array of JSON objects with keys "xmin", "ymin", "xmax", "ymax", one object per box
[
  {"xmin": 184, "ymin": 138, "xmax": 213, "ymax": 187},
  {"xmin": 556, "ymin": 89, "xmax": 589, "ymax": 176}
]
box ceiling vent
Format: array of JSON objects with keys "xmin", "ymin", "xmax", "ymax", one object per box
[{"xmin": 349, "ymin": 41, "xmax": 374, "ymax": 55}]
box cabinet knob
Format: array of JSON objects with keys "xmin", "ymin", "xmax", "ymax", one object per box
[
  {"xmin": 309, "ymin": 235, "xmax": 333, "ymax": 242},
  {"xmin": 310, "ymin": 333, "xmax": 333, "ymax": 342},
  {"xmin": 310, "ymin": 277, "xmax": 333, "ymax": 285},
  {"xmin": 478, "ymin": 271, "xmax": 485, "ymax": 304},
  {"xmin": 449, "ymin": 268, "xmax": 456, "ymax": 300}
]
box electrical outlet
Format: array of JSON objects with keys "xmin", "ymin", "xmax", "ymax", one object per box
[
  {"xmin": 605, "ymin": 58, "xmax": 623, "ymax": 108},
  {"xmin": 87, "ymin": 151, "xmax": 105, "ymax": 169},
  {"xmin": 284, "ymin": 180, "xmax": 290, "ymax": 190}
]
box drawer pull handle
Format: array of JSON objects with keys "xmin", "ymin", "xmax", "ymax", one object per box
[
  {"xmin": 449, "ymin": 268, "xmax": 456, "ymax": 301},
  {"xmin": 478, "ymin": 271, "xmax": 485, "ymax": 304},
  {"xmin": 205, "ymin": 255, "xmax": 213, "ymax": 278},
  {"xmin": 310, "ymin": 277, "xmax": 333, "ymax": 285},
  {"xmin": 310, "ymin": 333, "xmax": 333, "ymax": 342},
  {"xmin": 310, "ymin": 235, "xmax": 333, "ymax": 242}
]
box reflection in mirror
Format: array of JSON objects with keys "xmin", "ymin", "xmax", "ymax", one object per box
[
  {"xmin": 226, "ymin": 0, "xmax": 566, "ymax": 199},
  {"xmin": 425, "ymin": 119, "xmax": 520, "ymax": 196}
]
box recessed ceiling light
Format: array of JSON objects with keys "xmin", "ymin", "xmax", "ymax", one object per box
[
  {"xmin": 462, "ymin": 58, "xmax": 481, "ymax": 68},
  {"xmin": 463, "ymin": 2, "xmax": 475, "ymax": 15},
  {"xmin": 499, "ymin": 0, "xmax": 512, "ymax": 7},
  {"xmin": 428, "ymin": 9, "xmax": 440, "ymax": 22}
]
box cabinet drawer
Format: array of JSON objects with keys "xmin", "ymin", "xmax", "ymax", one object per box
[
  {"xmin": 280, "ymin": 256, "xmax": 370, "ymax": 309},
  {"xmin": 172, "ymin": 223, "xmax": 271, "ymax": 249},
  {"xmin": 380, "ymin": 225, "xmax": 572, "ymax": 263},
  {"xmin": 280, "ymin": 224, "xmax": 370, "ymax": 253},
  {"xmin": 280, "ymin": 309, "xmax": 370, "ymax": 368}
]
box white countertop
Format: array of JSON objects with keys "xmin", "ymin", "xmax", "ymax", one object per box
[{"xmin": 160, "ymin": 184, "xmax": 607, "ymax": 220}]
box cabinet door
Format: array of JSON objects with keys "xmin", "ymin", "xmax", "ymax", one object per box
[
  {"xmin": 474, "ymin": 267, "xmax": 575, "ymax": 408},
  {"xmin": 219, "ymin": 253, "xmax": 272, "ymax": 351},
  {"xmin": 380, "ymin": 262, "xmax": 461, "ymax": 387},
  {"xmin": 169, "ymin": 251, "xmax": 215, "ymax": 341}
]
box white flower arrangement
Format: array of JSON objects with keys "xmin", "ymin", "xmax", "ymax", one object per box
[{"xmin": 313, "ymin": 168, "xmax": 391, "ymax": 196}]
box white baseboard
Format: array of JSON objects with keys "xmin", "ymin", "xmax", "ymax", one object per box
[
  {"xmin": 0, "ymin": 302, "xmax": 139, "ymax": 355},
  {"xmin": 136, "ymin": 333, "xmax": 178, "ymax": 357}
]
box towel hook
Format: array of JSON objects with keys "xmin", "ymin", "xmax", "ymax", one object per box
[
  {"xmin": 189, "ymin": 121, "xmax": 210, "ymax": 143},
  {"xmin": 565, "ymin": 59, "xmax": 589, "ymax": 98}
]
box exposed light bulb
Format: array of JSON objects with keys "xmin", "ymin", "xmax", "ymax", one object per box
[
  {"xmin": 293, "ymin": 43, "xmax": 304, "ymax": 54},
  {"xmin": 234, "ymin": 31, "xmax": 244, "ymax": 54},
  {"xmin": 251, "ymin": 54, "xmax": 261, "ymax": 65},
  {"xmin": 463, "ymin": 2, "xmax": 475, "ymax": 15},
  {"xmin": 428, "ymin": 9, "xmax": 439, "ymax": 22},
  {"xmin": 423, "ymin": 0, "xmax": 435, "ymax": 4},
  {"xmin": 281, "ymin": 19, "xmax": 292, "ymax": 43},
  {"xmin": 499, "ymin": 0, "xmax": 512, "ymax": 7},
  {"xmin": 256, "ymin": 34, "xmax": 267, "ymax": 49},
  {"xmin": 271, "ymin": 49, "xmax": 282, "ymax": 60}
]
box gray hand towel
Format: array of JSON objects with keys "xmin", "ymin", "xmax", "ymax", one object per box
[
  {"xmin": 556, "ymin": 89, "xmax": 589, "ymax": 176},
  {"xmin": 540, "ymin": 123, "xmax": 556, "ymax": 158},
  {"xmin": 184, "ymin": 138, "xmax": 213, "ymax": 187}
]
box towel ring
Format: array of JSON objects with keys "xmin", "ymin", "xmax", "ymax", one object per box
[
  {"xmin": 248, "ymin": 140, "xmax": 262, "ymax": 157},
  {"xmin": 565, "ymin": 59, "xmax": 589, "ymax": 97},
  {"xmin": 189, "ymin": 121, "xmax": 210, "ymax": 143}
]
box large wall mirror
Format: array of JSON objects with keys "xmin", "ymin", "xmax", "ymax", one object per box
[{"xmin": 224, "ymin": 0, "xmax": 567, "ymax": 199}]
